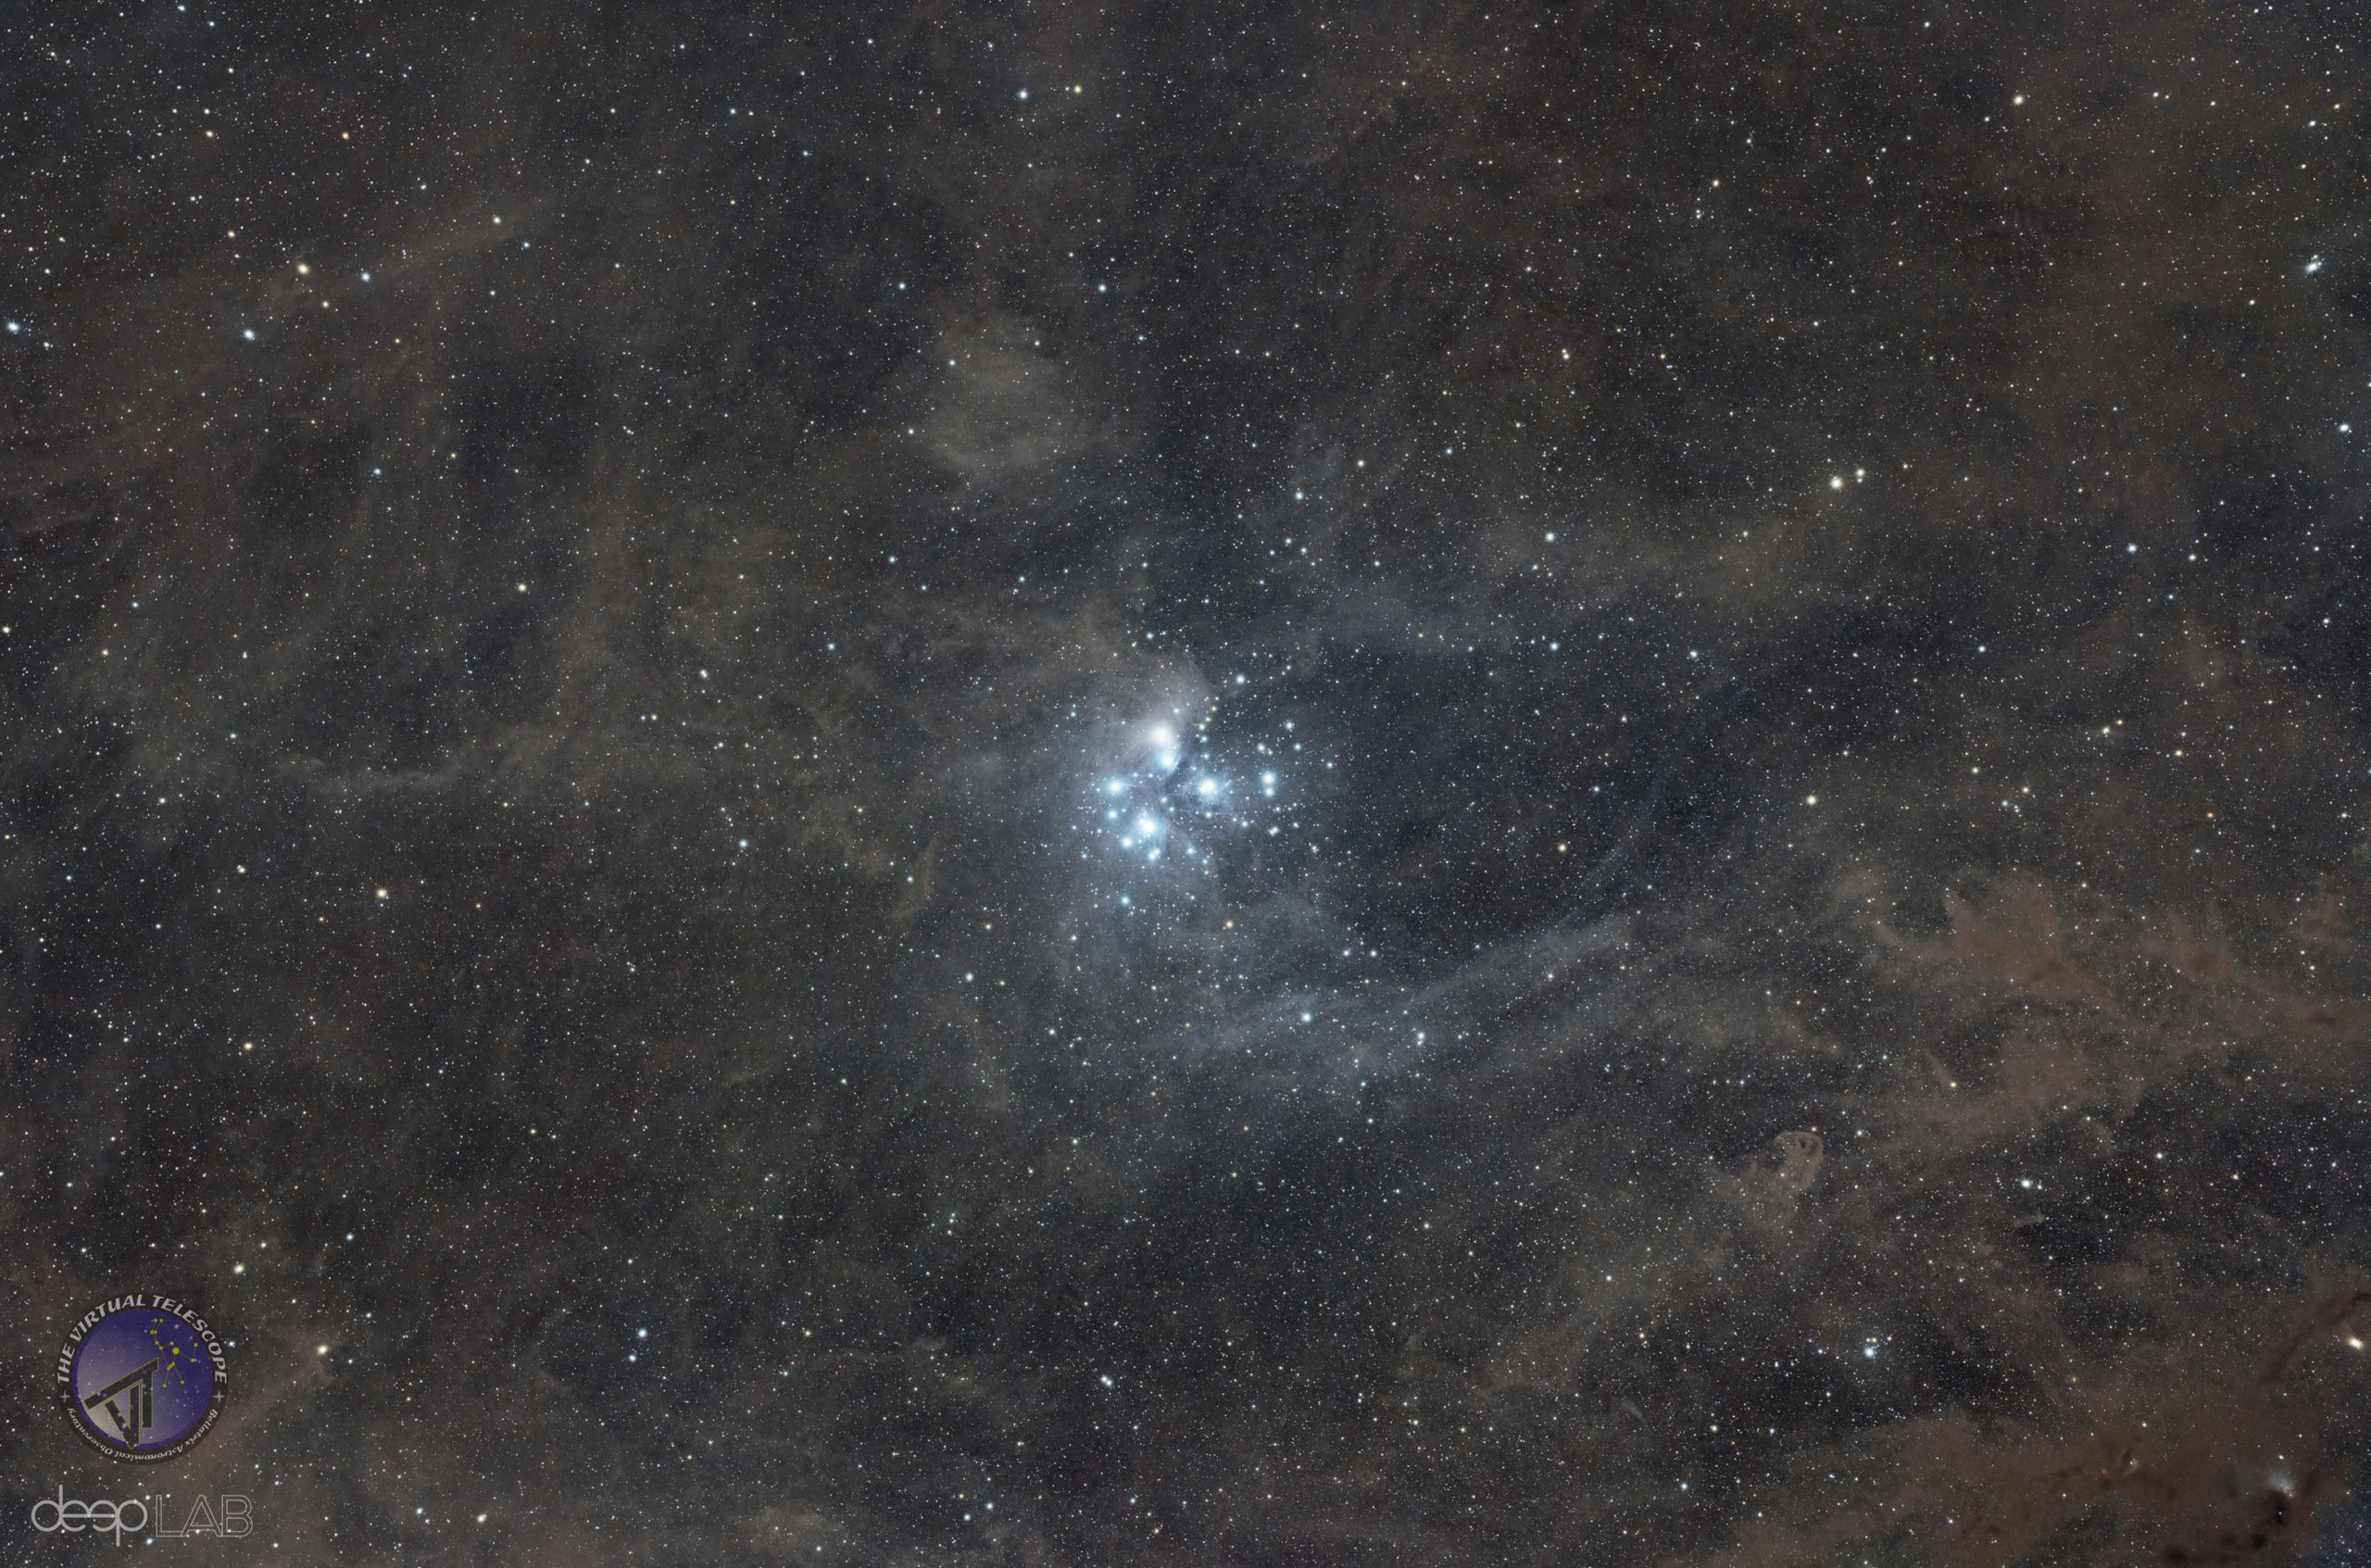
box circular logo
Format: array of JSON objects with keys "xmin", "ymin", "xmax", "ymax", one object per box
[{"xmin": 56, "ymin": 1295, "xmax": 226, "ymax": 1461}]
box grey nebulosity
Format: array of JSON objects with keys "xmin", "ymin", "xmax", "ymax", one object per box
[{"xmin": 4, "ymin": 1, "xmax": 2370, "ymax": 1563}]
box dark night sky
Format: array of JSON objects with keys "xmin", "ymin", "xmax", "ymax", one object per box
[{"xmin": 6, "ymin": 0, "xmax": 2371, "ymax": 1562}]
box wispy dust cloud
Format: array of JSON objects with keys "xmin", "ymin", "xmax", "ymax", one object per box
[{"xmin": 4, "ymin": 0, "xmax": 2371, "ymax": 1562}]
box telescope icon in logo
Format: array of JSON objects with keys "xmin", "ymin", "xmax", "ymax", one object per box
[{"xmin": 82, "ymin": 1359, "xmax": 158, "ymax": 1449}]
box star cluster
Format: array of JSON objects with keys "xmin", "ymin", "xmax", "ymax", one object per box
[{"xmin": 4, "ymin": 0, "xmax": 2371, "ymax": 1563}]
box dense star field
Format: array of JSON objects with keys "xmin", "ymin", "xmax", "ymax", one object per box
[{"xmin": 6, "ymin": 0, "xmax": 2371, "ymax": 1562}]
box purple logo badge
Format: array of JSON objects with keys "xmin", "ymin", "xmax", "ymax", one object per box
[{"xmin": 56, "ymin": 1295, "xmax": 227, "ymax": 1461}]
